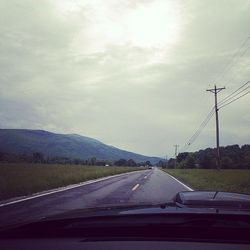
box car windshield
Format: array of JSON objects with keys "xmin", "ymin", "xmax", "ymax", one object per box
[{"xmin": 0, "ymin": 0, "xmax": 250, "ymax": 230}]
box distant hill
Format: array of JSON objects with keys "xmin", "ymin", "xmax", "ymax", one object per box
[{"xmin": 0, "ymin": 129, "xmax": 161, "ymax": 164}]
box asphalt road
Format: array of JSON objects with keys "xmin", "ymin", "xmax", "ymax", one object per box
[{"xmin": 0, "ymin": 168, "xmax": 191, "ymax": 229}]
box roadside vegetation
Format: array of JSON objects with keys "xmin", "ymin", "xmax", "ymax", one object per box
[
  {"xmin": 157, "ymin": 144, "xmax": 250, "ymax": 169},
  {"xmin": 164, "ymin": 169, "xmax": 250, "ymax": 194},
  {"xmin": 0, "ymin": 163, "xmax": 142, "ymax": 201},
  {"xmin": 0, "ymin": 152, "xmax": 152, "ymax": 167}
]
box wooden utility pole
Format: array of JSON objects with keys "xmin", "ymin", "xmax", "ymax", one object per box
[
  {"xmin": 174, "ymin": 145, "xmax": 179, "ymax": 168},
  {"xmin": 206, "ymin": 85, "xmax": 225, "ymax": 169}
]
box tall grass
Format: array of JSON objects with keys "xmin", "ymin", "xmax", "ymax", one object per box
[
  {"xmin": 0, "ymin": 163, "xmax": 141, "ymax": 201},
  {"xmin": 165, "ymin": 169, "xmax": 250, "ymax": 194}
]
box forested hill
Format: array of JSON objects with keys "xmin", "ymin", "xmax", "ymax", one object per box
[{"xmin": 0, "ymin": 129, "xmax": 161, "ymax": 164}]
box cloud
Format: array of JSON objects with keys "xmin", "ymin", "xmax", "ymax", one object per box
[{"xmin": 0, "ymin": 0, "xmax": 250, "ymax": 157}]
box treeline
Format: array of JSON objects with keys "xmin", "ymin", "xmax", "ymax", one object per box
[
  {"xmin": 0, "ymin": 152, "xmax": 151, "ymax": 167},
  {"xmin": 114, "ymin": 158, "xmax": 151, "ymax": 167},
  {"xmin": 0, "ymin": 152, "xmax": 102, "ymax": 165},
  {"xmin": 165, "ymin": 144, "xmax": 250, "ymax": 169}
]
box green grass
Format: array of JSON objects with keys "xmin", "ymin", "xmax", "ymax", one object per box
[
  {"xmin": 164, "ymin": 169, "xmax": 250, "ymax": 194},
  {"xmin": 0, "ymin": 163, "xmax": 142, "ymax": 201}
]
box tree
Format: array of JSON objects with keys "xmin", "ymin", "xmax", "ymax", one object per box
[
  {"xmin": 241, "ymin": 149, "xmax": 250, "ymax": 169},
  {"xmin": 167, "ymin": 158, "xmax": 176, "ymax": 169},
  {"xmin": 114, "ymin": 159, "xmax": 127, "ymax": 166},
  {"xmin": 73, "ymin": 158, "xmax": 81, "ymax": 165},
  {"xmin": 222, "ymin": 144, "xmax": 240, "ymax": 167},
  {"xmin": 157, "ymin": 160, "xmax": 167, "ymax": 168},
  {"xmin": 90, "ymin": 157, "xmax": 96, "ymax": 166},
  {"xmin": 185, "ymin": 153, "xmax": 196, "ymax": 168},
  {"xmin": 127, "ymin": 159, "xmax": 137, "ymax": 167},
  {"xmin": 33, "ymin": 152, "xmax": 44, "ymax": 163},
  {"xmin": 240, "ymin": 145, "xmax": 250, "ymax": 169},
  {"xmin": 196, "ymin": 148, "xmax": 217, "ymax": 169},
  {"xmin": 177, "ymin": 152, "xmax": 189, "ymax": 163},
  {"xmin": 221, "ymin": 156, "xmax": 233, "ymax": 169},
  {"xmin": 176, "ymin": 153, "xmax": 195, "ymax": 169}
]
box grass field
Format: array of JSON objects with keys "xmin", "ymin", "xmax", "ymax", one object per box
[
  {"xmin": 164, "ymin": 169, "xmax": 250, "ymax": 194},
  {"xmin": 0, "ymin": 163, "xmax": 142, "ymax": 201}
]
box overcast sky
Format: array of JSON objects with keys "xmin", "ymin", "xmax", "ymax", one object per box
[{"xmin": 0, "ymin": 0, "xmax": 250, "ymax": 157}]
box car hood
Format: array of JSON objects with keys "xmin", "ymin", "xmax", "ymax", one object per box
[
  {"xmin": 175, "ymin": 191, "xmax": 250, "ymax": 208},
  {"xmin": 43, "ymin": 191, "xmax": 250, "ymax": 221},
  {"xmin": 1, "ymin": 191, "xmax": 250, "ymax": 236}
]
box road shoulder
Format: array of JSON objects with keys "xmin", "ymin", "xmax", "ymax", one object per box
[{"xmin": 160, "ymin": 169, "xmax": 194, "ymax": 191}]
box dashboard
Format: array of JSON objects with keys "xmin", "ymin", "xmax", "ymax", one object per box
[{"xmin": 1, "ymin": 239, "xmax": 249, "ymax": 250}]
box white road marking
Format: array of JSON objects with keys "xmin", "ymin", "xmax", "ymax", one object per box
[
  {"xmin": 163, "ymin": 171, "xmax": 193, "ymax": 191},
  {"xmin": 144, "ymin": 176, "xmax": 147, "ymax": 179},
  {"xmin": 132, "ymin": 183, "xmax": 140, "ymax": 191},
  {"xmin": 0, "ymin": 170, "xmax": 147, "ymax": 208}
]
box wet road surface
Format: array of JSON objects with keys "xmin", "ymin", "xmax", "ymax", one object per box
[{"xmin": 0, "ymin": 168, "xmax": 191, "ymax": 228}]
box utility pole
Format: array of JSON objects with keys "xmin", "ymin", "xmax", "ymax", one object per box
[
  {"xmin": 206, "ymin": 85, "xmax": 225, "ymax": 169},
  {"xmin": 165, "ymin": 154, "xmax": 168, "ymax": 169},
  {"xmin": 174, "ymin": 145, "xmax": 179, "ymax": 168}
]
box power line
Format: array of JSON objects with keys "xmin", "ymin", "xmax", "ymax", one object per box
[
  {"xmin": 221, "ymin": 40, "xmax": 250, "ymax": 86},
  {"xmin": 218, "ymin": 90, "xmax": 250, "ymax": 110},
  {"xmin": 218, "ymin": 80, "xmax": 250, "ymax": 106},
  {"xmin": 179, "ymin": 107, "xmax": 215, "ymax": 152},
  {"xmin": 212, "ymin": 36, "xmax": 250, "ymax": 85},
  {"xmin": 181, "ymin": 110, "xmax": 214, "ymax": 151},
  {"xmin": 218, "ymin": 85, "xmax": 250, "ymax": 106},
  {"xmin": 187, "ymin": 109, "xmax": 215, "ymax": 144}
]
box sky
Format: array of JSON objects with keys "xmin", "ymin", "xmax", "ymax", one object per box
[{"xmin": 0, "ymin": 0, "xmax": 250, "ymax": 158}]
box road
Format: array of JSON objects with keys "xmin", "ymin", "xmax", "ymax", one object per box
[{"xmin": 0, "ymin": 168, "xmax": 191, "ymax": 229}]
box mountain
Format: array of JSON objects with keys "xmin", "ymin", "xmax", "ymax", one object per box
[{"xmin": 0, "ymin": 129, "xmax": 161, "ymax": 164}]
